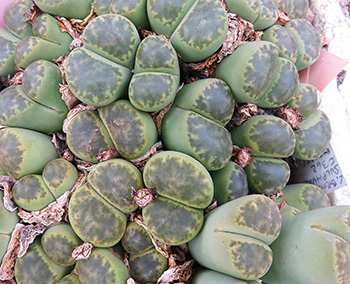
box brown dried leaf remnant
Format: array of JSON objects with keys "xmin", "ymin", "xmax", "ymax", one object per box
[
  {"xmin": 0, "ymin": 176, "xmax": 17, "ymax": 212},
  {"xmin": 156, "ymin": 260, "xmax": 194, "ymax": 284},
  {"xmin": 232, "ymin": 146, "xmax": 254, "ymax": 168},
  {"xmin": 227, "ymin": 103, "xmax": 261, "ymax": 130},
  {"xmin": 96, "ymin": 148, "xmax": 120, "ymax": 162},
  {"xmin": 72, "ymin": 242, "xmax": 93, "ymax": 260},
  {"xmin": 124, "ymin": 187, "xmax": 157, "ymax": 208},
  {"xmin": 23, "ymin": 1, "xmax": 42, "ymax": 26},
  {"xmin": 128, "ymin": 141, "xmax": 163, "ymax": 172},
  {"xmin": 273, "ymin": 106, "xmax": 303, "ymax": 130}
]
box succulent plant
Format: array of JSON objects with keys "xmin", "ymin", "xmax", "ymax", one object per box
[
  {"xmin": 14, "ymin": 239, "xmax": 71, "ymax": 284},
  {"xmin": 231, "ymin": 115, "xmax": 296, "ymax": 158},
  {"xmin": 162, "ymin": 107, "xmax": 233, "ymax": 171},
  {"xmin": 12, "ymin": 158, "xmax": 78, "ymax": 211},
  {"xmin": 129, "ymin": 35, "xmax": 180, "ymax": 112},
  {"xmin": 0, "ymin": 127, "xmax": 59, "ymax": 179},
  {"xmin": 147, "ymin": 0, "xmax": 228, "ymax": 62},
  {"xmin": 209, "ymin": 161, "xmax": 249, "ymax": 205},
  {"xmin": 41, "ymin": 223, "xmax": 83, "ymax": 266},
  {"xmin": 33, "ymin": 0, "xmax": 94, "ymax": 19},
  {"xmin": 172, "ymin": 78, "xmax": 235, "ymax": 127},
  {"xmin": 121, "ymin": 222, "xmax": 153, "ymax": 254},
  {"xmin": 292, "ymin": 109, "xmax": 332, "ymax": 160},
  {"xmin": 75, "ymin": 248, "xmax": 129, "ymax": 284},
  {"xmin": 285, "ymin": 83, "xmax": 320, "ymax": 118},
  {"xmin": 262, "ymin": 206, "xmax": 350, "ymax": 284},
  {"xmin": 244, "ymin": 157, "xmax": 290, "ymax": 195},
  {"xmin": 0, "ymin": 60, "xmax": 68, "ymax": 133},
  {"xmin": 191, "ymin": 268, "xmax": 261, "ymax": 284},
  {"xmin": 65, "ymin": 14, "xmax": 139, "ymax": 106},
  {"xmin": 66, "ymin": 100, "xmax": 158, "ymax": 162},
  {"xmin": 0, "ymin": 28, "xmax": 21, "ymax": 77},
  {"xmin": 56, "ymin": 273, "xmax": 81, "ymax": 284},
  {"xmin": 68, "ymin": 158, "xmax": 144, "ymax": 247},
  {"xmin": 94, "ymin": 0, "xmax": 150, "ymax": 29},
  {"xmin": 142, "ymin": 150, "xmax": 214, "ymax": 245},
  {"xmin": 188, "ymin": 194, "xmax": 282, "ymax": 280}
]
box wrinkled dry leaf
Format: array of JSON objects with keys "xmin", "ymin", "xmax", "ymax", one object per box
[
  {"xmin": 18, "ymin": 192, "xmax": 70, "ymax": 227},
  {"xmin": 96, "ymin": 148, "xmax": 120, "ymax": 162},
  {"xmin": 204, "ymin": 198, "xmax": 218, "ymax": 215},
  {"xmin": 0, "ymin": 176, "xmax": 17, "ymax": 212},
  {"xmin": 75, "ymin": 159, "xmax": 96, "ymax": 172},
  {"xmin": 62, "ymin": 104, "xmax": 99, "ymax": 133},
  {"xmin": 232, "ymin": 146, "xmax": 254, "ymax": 168},
  {"xmin": 70, "ymin": 170, "xmax": 88, "ymax": 195},
  {"xmin": 23, "ymin": 1, "xmax": 42, "ymax": 25},
  {"xmin": 124, "ymin": 187, "xmax": 157, "ymax": 208},
  {"xmin": 60, "ymin": 84, "xmax": 81, "ymax": 110},
  {"xmin": 70, "ymin": 5, "xmax": 97, "ymax": 34},
  {"xmin": 168, "ymin": 245, "xmax": 187, "ymax": 268},
  {"xmin": 227, "ymin": 103, "xmax": 261, "ymax": 130},
  {"xmin": 265, "ymin": 191, "xmax": 284, "ymax": 202},
  {"xmin": 9, "ymin": 70, "xmax": 24, "ymax": 86},
  {"xmin": 130, "ymin": 214, "xmax": 172, "ymax": 258},
  {"xmin": 151, "ymin": 101, "xmax": 174, "ymax": 136},
  {"xmin": 273, "ymin": 106, "xmax": 303, "ymax": 130},
  {"xmin": 277, "ymin": 200, "xmax": 287, "ymax": 211},
  {"xmin": 128, "ymin": 142, "xmax": 163, "ymax": 171},
  {"xmin": 72, "ymin": 242, "xmax": 93, "ymax": 260},
  {"xmin": 275, "ymin": 9, "xmax": 291, "ymax": 25},
  {"xmin": 54, "ymin": 54, "xmax": 68, "ymax": 84},
  {"xmin": 56, "ymin": 17, "xmax": 83, "ymax": 50},
  {"xmin": 156, "ymin": 260, "xmax": 193, "ymax": 283}
]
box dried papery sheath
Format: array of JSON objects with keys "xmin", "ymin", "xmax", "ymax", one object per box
[
  {"xmin": 156, "ymin": 260, "xmax": 194, "ymax": 284},
  {"xmin": 125, "ymin": 187, "xmax": 157, "ymax": 209},
  {"xmin": 0, "ymin": 176, "xmax": 17, "ymax": 212},
  {"xmin": 272, "ymin": 106, "xmax": 303, "ymax": 130},
  {"xmin": 72, "ymin": 242, "xmax": 93, "ymax": 260},
  {"xmin": 127, "ymin": 141, "xmax": 163, "ymax": 171},
  {"xmin": 232, "ymin": 146, "xmax": 254, "ymax": 168}
]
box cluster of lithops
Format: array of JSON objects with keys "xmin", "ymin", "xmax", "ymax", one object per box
[{"xmin": 0, "ymin": 0, "xmax": 348, "ymax": 283}]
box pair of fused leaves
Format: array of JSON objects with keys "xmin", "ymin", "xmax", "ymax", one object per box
[
  {"xmin": 12, "ymin": 158, "xmax": 78, "ymax": 211},
  {"xmin": 162, "ymin": 78, "xmax": 235, "ymax": 171},
  {"xmin": 0, "ymin": 60, "xmax": 68, "ymax": 133},
  {"xmin": 68, "ymin": 158, "xmax": 143, "ymax": 247},
  {"xmin": 66, "ymin": 14, "xmax": 180, "ymax": 112},
  {"xmin": 94, "ymin": 0, "xmax": 228, "ymax": 62}
]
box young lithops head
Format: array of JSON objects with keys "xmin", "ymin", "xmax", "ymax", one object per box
[
  {"xmin": 41, "ymin": 223, "xmax": 83, "ymax": 266},
  {"xmin": 191, "ymin": 269, "xmax": 261, "ymax": 284},
  {"xmin": 286, "ymin": 83, "xmax": 320, "ymax": 118},
  {"xmin": 215, "ymin": 41, "xmax": 279, "ymax": 103},
  {"xmin": 99, "ymin": 100, "xmax": 158, "ymax": 159},
  {"xmin": 14, "ymin": 13, "xmax": 73, "ymax": 69},
  {"xmin": 188, "ymin": 195, "xmax": 282, "ymax": 280},
  {"xmin": 129, "ymin": 248, "xmax": 168, "ymax": 284},
  {"xmin": 162, "ymin": 107, "xmax": 233, "ymax": 171},
  {"xmin": 43, "ymin": 158, "xmax": 79, "ymax": 199},
  {"xmin": 210, "ymin": 161, "xmax": 249, "ymax": 206},
  {"xmin": 252, "ymin": 0, "xmax": 279, "ymax": 30},
  {"xmin": 262, "ymin": 206, "xmax": 350, "ymax": 284},
  {"xmin": 129, "ymin": 35, "xmax": 180, "ymax": 112},
  {"xmin": 276, "ymin": 183, "xmax": 331, "ymax": 213},
  {"xmin": 121, "ymin": 222, "xmax": 153, "ymax": 254},
  {"xmin": 285, "ymin": 19, "xmax": 322, "ymax": 70},
  {"xmin": 94, "ymin": 0, "xmax": 150, "ymax": 29},
  {"xmin": 172, "ymin": 78, "xmax": 235, "ymax": 127},
  {"xmin": 287, "ymin": 0, "xmax": 308, "ymax": 19},
  {"xmin": 292, "ymin": 109, "xmax": 332, "ymax": 160},
  {"xmin": 87, "ymin": 158, "xmax": 143, "ymax": 213},
  {"xmin": 75, "ymin": 248, "xmax": 129, "ymax": 284},
  {"xmin": 231, "ymin": 115, "xmax": 296, "ymax": 158},
  {"xmin": 0, "ymin": 28, "xmax": 20, "ymax": 77},
  {"xmin": 244, "ymin": 157, "xmax": 290, "ymax": 195},
  {"xmin": 12, "ymin": 174, "xmax": 56, "ymax": 211},
  {"xmin": 147, "ymin": 0, "xmax": 228, "ymax": 62},
  {"xmin": 33, "ymin": 0, "xmax": 94, "ymax": 19},
  {"xmin": 14, "ymin": 239, "xmax": 71, "ymax": 284},
  {"xmin": 0, "ymin": 127, "xmax": 59, "ymax": 179},
  {"xmin": 142, "ymin": 150, "xmax": 213, "ymax": 245},
  {"xmin": 68, "ymin": 184, "xmax": 127, "ymax": 247}
]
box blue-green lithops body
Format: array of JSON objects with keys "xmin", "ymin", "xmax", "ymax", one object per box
[
  {"xmin": 292, "ymin": 110, "xmax": 332, "ymax": 160},
  {"xmin": 172, "ymin": 78, "xmax": 235, "ymax": 126},
  {"xmin": 0, "ymin": 127, "xmax": 59, "ymax": 179},
  {"xmin": 56, "ymin": 274, "xmax": 81, "ymax": 284},
  {"xmin": 129, "ymin": 35, "xmax": 180, "ymax": 112},
  {"xmin": 75, "ymin": 248, "xmax": 129, "ymax": 284},
  {"xmin": 192, "ymin": 269, "xmax": 261, "ymax": 284},
  {"xmin": 188, "ymin": 195, "xmax": 282, "ymax": 280},
  {"xmin": 0, "ymin": 28, "xmax": 20, "ymax": 77},
  {"xmin": 162, "ymin": 107, "xmax": 233, "ymax": 171},
  {"xmin": 122, "ymin": 222, "xmax": 153, "ymax": 254},
  {"xmin": 231, "ymin": 115, "xmax": 296, "ymax": 158}
]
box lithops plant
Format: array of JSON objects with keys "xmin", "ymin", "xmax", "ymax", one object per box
[
  {"xmin": 65, "ymin": 14, "xmax": 139, "ymax": 106},
  {"xmin": 188, "ymin": 194, "xmax": 282, "ymax": 280},
  {"xmin": 75, "ymin": 248, "xmax": 129, "ymax": 284},
  {"xmin": 33, "ymin": 0, "xmax": 93, "ymax": 19},
  {"xmin": 147, "ymin": 0, "xmax": 228, "ymax": 62},
  {"xmin": 66, "ymin": 100, "xmax": 158, "ymax": 163},
  {"xmin": 142, "ymin": 150, "xmax": 214, "ymax": 245},
  {"xmin": 56, "ymin": 273, "xmax": 81, "ymax": 284},
  {"xmin": 292, "ymin": 109, "xmax": 332, "ymax": 160},
  {"xmin": 216, "ymin": 41, "xmax": 299, "ymax": 107},
  {"xmin": 94, "ymin": 0, "xmax": 150, "ymax": 29},
  {"xmin": 162, "ymin": 107, "xmax": 233, "ymax": 171},
  {"xmin": 209, "ymin": 161, "xmax": 249, "ymax": 206},
  {"xmin": 41, "ymin": 223, "xmax": 83, "ymax": 266},
  {"xmin": 262, "ymin": 205, "xmax": 350, "ymax": 284},
  {"xmin": 122, "ymin": 222, "xmax": 167, "ymax": 283},
  {"xmin": 14, "ymin": 239, "xmax": 71, "ymax": 284},
  {"xmin": 191, "ymin": 269, "xmax": 261, "ymax": 284},
  {"xmin": 231, "ymin": 115, "xmax": 296, "ymax": 158},
  {"xmin": 68, "ymin": 158, "xmax": 143, "ymax": 247},
  {"xmin": 128, "ymin": 35, "xmax": 180, "ymax": 112},
  {"xmin": 0, "ymin": 60, "xmax": 68, "ymax": 133},
  {"xmin": 243, "ymin": 157, "xmax": 290, "ymax": 195},
  {"xmin": 0, "ymin": 127, "xmax": 58, "ymax": 179}
]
